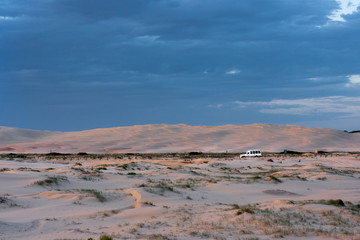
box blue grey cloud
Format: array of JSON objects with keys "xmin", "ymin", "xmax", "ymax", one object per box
[{"xmin": 1, "ymin": 0, "xmax": 360, "ymax": 130}]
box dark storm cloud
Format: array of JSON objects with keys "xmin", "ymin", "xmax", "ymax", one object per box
[
  {"xmin": 1, "ymin": 0, "xmax": 360, "ymax": 130},
  {"xmin": 0, "ymin": 0, "xmax": 342, "ymax": 77}
]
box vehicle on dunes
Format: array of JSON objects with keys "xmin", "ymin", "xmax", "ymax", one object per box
[{"xmin": 240, "ymin": 149, "xmax": 262, "ymax": 158}]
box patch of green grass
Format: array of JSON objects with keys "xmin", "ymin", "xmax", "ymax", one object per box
[
  {"xmin": 326, "ymin": 199, "xmax": 345, "ymax": 207},
  {"xmin": 96, "ymin": 167, "xmax": 107, "ymax": 171},
  {"xmin": 99, "ymin": 235, "xmax": 113, "ymax": 240},
  {"xmin": 290, "ymin": 199, "xmax": 360, "ymax": 216},
  {"xmin": 206, "ymin": 178, "xmax": 218, "ymax": 184},
  {"xmin": 80, "ymin": 175, "xmax": 99, "ymax": 181},
  {"xmin": 5, "ymin": 154, "xmax": 28, "ymax": 159},
  {"xmin": 317, "ymin": 177, "xmax": 327, "ymax": 181},
  {"xmin": 252, "ymin": 175, "xmax": 262, "ymax": 179},
  {"xmin": 267, "ymin": 175, "xmax": 282, "ymax": 183},
  {"xmin": 239, "ymin": 229, "xmax": 254, "ymax": 234},
  {"xmin": 0, "ymin": 195, "xmax": 19, "ymax": 207},
  {"xmin": 147, "ymin": 234, "xmax": 171, "ymax": 240},
  {"xmin": 18, "ymin": 167, "xmax": 40, "ymax": 172},
  {"xmin": 231, "ymin": 204, "xmax": 240, "ymax": 209},
  {"xmin": 153, "ymin": 182, "xmax": 173, "ymax": 192},
  {"xmin": 249, "ymin": 175, "xmax": 262, "ymax": 181},
  {"xmin": 296, "ymin": 199, "xmax": 345, "ymax": 207},
  {"xmin": 73, "ymin": 200, "xmax": 82, "ymax": 205},
  {"xmin": 117, "ymin": 162, "xmax": 140, "ymax": 171},
  {"xmin": 296, "ymin": 176, "xmax": 307, "ymax": 181},
  {"xmin": 210, "ymin": 162, "xmax": 227, "ymax": 168},
  {"xmin": 319, "ymin": 166, "xmax": 357, "ymax": 177},
  {"xmin": 0, "ymin": 195, "xmax": 9, "ymax": 203},
  {"xmin": 80, "ymin": 189, "xmax": 106, "ymax": 202},
  {"xmin": 233, "ymin": 203, "xmax": 359, "ymax": 238},
  {"xmin": 139, "ymin": 179, "xmax": 177, "ymax": 196},
  {"xmin": 175, "ymin": 178, "xmax": 199, "ymax": 189},
  {"xmin": 236, "ymin": 208, "xmax": 254, "ymax": 215},
  {"xmin": 235, "ymin": 204, "xmax": 258, "ymax": 215},
  {"xmin": 34, "ymin": 175, "xmax": 68, "ymax": 186}
]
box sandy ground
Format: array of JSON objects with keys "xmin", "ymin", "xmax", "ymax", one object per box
[{"xmin": 1, "ymin": 154, "xmax": 360, "ymax": 240}]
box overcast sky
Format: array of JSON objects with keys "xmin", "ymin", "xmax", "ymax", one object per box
[{"xmin": 1, "ymin": 0, "xmax": 360, "ymax": 131}]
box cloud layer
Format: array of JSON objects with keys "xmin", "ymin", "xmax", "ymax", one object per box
[
  {"xmin": 1, "ymin": 0, "xmax": 360, "ymax": 130},
  {"xmin": 328, "ymin": 0, "xmax": 360, "ymax": 21},
  {"xmin": 235, "ymin": 96, "xmax": 360, "ymax": 116}
]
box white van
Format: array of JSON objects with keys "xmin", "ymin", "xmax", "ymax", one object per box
[{"xmin": 240, "ymin": 149, "xmax": 262, "ymax": 158}]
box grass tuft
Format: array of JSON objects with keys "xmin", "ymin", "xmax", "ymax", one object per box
[
  {"xmin": 80, "ymin": 189, "xmax": 106, "ymax": 202},
  {"xmin": 267, "ymin": 175, "xmax": 282, "ymax": 183},
  {"xmin": 34, "ymin": 175, "xmax": 68, "ymax": 186},
  {"xmin": 99, "ymin": 235, "xmax": 113, "ymax": 240}
]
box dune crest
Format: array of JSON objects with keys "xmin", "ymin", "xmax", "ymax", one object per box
[{"xmin": 0, "ymin": 124, "xmax": 359, "ymax": 153}]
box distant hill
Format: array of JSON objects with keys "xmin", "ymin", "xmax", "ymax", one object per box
[
  {"xmin": 0, "ymin": 126, "xmax": 61, "ymax": 145},
  {"xmin": 0, "ymin": 124, "xmax": 359, "ymax": 153}
]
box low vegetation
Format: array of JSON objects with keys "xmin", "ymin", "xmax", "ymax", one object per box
[
  {"xmin": 2, "ymin": 151, "xmax": 342, "ymax": 161},
  {"xmin": 34, "ymin": 175, "xmax": 68, "ymax": 186},
  {"xmin": 99, "ymin": 234, "xmax": 113, "ymax": 240},
  {"xmin": 80, "ymin": 189, "xmax": 106, "ymax": 202},
  {"xmin": 138, "ymin": 179, "xmax": 176, "ymax": 196},
  {"xmin": 0, "ymin": 195, "xmax": 20, "ymax": 207}
]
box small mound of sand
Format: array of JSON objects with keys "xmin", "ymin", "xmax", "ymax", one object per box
[
  {"xmin": 38, "ymin": 191, "xmax": 79, "ymax": 200},
  {"xmin": 0, "ymin": 147, "xmax": 16, "ymax": 151},
  {"xmin": 272, "ymin": 200, "xmax": 288, "ymax": 205},
  {"xmin": 2, "ymin": 170, "xmax": 21, "ymax": 174}
]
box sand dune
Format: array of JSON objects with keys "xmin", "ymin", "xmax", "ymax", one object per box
[
  {"xmin": 0, "ymin": 126, "xmax": 61, "ymax": 145},
  {"xmin": 0, "ymin": 124, "xmax": 359, "ymax": 153}
]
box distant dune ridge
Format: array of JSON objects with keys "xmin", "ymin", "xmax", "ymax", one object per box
[
  {"xmin": 0, "ymin": 124, "xmax": 359, "ymax": 153},
  {"xmin": 0, "ymin": 126, "xmax": 61, "ymax": 145}
]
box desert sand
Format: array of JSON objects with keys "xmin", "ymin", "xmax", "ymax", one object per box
[
  {"xmin": 1, "ymin": 153, "xmax": 359, "ymax": 240},
  {"xmin": 1, "ymin": 124, "xmax": 360, "ymax": 153}
]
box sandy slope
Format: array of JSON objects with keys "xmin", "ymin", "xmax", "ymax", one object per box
[
  {"xmin": 1, "ymin": 124, "xmax": 360, "ymax": 153},
  {"xmin": 0, "ymin": 126, "xmax": 61, "ymax": 146}
]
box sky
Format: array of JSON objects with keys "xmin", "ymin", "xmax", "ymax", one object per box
[{"xmin": 1, "ymin": 0, "xmax": 360, "ymax": 131}]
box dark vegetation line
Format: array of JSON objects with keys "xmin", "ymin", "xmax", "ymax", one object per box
[{"xmin": 1, "ymin": 151, "xmax": 359, "ymax": 160}]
